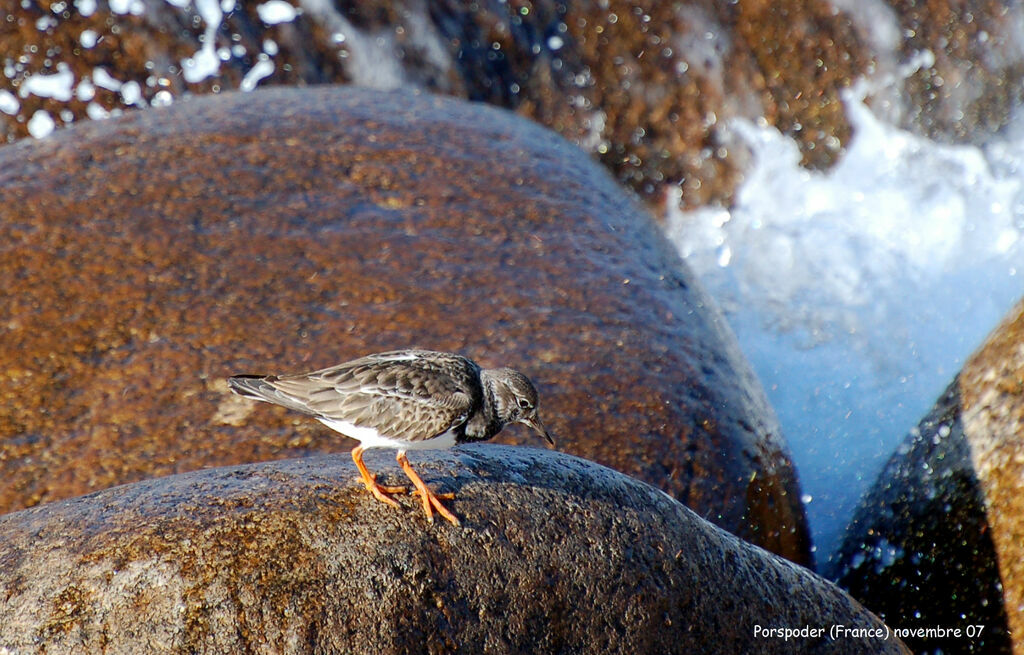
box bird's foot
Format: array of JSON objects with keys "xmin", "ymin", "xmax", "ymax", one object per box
[
  {"xmin": 396, "ymin": 452, "xmax": 460, "ymax": 526},
  {"xmin": 357, "ymin": 473, "xmax": 408, "ymax": 496},
  {"xmin": 356, "ymin": 476, "xmax": 408, "ymax": 508},
  {"xmin": 420, "ymin": 488, "xmax": 460, "ymax": 526},
  {"xmin": 411, "ymin": 489, "xmax": 455, "ymax": 500}
]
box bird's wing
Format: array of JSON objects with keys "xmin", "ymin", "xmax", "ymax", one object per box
[{"xmin": 269, "ymin": 351, "xmax": 479, "ymax": 442}]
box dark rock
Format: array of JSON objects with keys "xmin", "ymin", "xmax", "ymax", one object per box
[
  {"xmin": 829, "ymin": 382, "xmax": 1012, "ymax": 654},
  {"xmin": 0, "ymin": 447, "xmax": 909, "ymax": 654},
  {"xmin": 830, "ymin": 299, "xmax": 1024, "ymax": 654},
  {"xmin": 0, "ymin": 85, "xmax": 811, "ymax": 564}
]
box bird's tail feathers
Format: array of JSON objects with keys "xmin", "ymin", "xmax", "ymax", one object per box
[
  {"xmin": 228, "ymin": 375, "xmax": 318, "ymax": 416},
  {"xmin": 228, "ymin": 374, "xmax": 275, "ymax": 399}
]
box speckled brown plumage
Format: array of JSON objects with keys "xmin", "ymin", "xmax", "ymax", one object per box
[{"xmin": 229, "ymin": 349, "xmax": 553, "ymax": 525}]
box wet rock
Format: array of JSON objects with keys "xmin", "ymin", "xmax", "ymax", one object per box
[
  {"xmin": 0, "ymin": 447, "xmax": 909, "ymax": 654},
  {"xmin": 0, "ymin": 0, "xmax": 869, "ymax": 205},
  {"xmin": 830, "ymin": 298, "xmax": 1024, "ymax": 654},
  {"xmin": 872, "ymin": 0, "xmax": 1024, "ymax": 143},
  {"xmin": 960, "ymin": 299, "xmax": 1024, "ymax": 651},
  {"xmin": 6, "ymin": 1, "xmax": 1022, "ymax": 205},
  {"xmin": 828, "ymin": 382, "xmax": 1012, "ymax": 654},
  {"xmin": 0, "ymin": 85, "xmax": 811, "ymax": 564}
]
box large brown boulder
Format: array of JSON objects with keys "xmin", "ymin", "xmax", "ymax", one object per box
[
  {"xmin": 0, "ymin": 85, "xmax": 810, "ymax": 563},
  {"xmin": 831, "ymin": 298, "xmax": 1024, "ymax": 654},
  {"xmin": 960, "ymin": 299, "xmax": 1024, "ymax": 652},
  {"xmin": 0, "ymin": 447, "xmax": 909, "ymax": 654}
]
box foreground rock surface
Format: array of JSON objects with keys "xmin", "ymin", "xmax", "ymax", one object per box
[
  {"xmin": 831, "ymin": 298, "xmax": 1024, "ymax": 655},
  {"xmin": 0, "ymin": 85, "xmax": 810, "ymax": 563},
  {"xmin": 0, "ymin": 447, "xmax": 907, "ymax": 654}
]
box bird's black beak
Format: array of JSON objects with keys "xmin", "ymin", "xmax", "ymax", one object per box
[{"xmin": 522, "ymin": 416, "xmax": 555, "ymax": 447}]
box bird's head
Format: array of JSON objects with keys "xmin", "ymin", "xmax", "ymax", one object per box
[{"xmin": 486, "ymin": 368, "xmax": 555, "ymax": 446}]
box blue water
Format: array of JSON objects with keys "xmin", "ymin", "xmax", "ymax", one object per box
[{"xmin": 666, "ymin": 76, "xmax": 1024, "ymax": 564}]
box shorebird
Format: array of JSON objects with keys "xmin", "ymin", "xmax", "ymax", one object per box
[{"xmin": 229, "ymin": 349, "xmax": 553, "ymax": 525}]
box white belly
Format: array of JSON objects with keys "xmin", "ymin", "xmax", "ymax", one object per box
[{"xmin": 317, "ymin": 418, "xmax": 459, "ymax": 451}]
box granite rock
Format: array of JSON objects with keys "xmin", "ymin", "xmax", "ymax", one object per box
[{"xmin": 0, "ymin": 447, "xmax": 908, "ymax": 654}]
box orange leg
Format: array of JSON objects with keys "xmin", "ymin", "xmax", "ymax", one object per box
[
  {"xmin": 396, "ymin": 451, "xmax": 460, "ymax": 526},
  {"xmin": 351, "ymin": 446, "xmax": 407, "ymax": 508}
]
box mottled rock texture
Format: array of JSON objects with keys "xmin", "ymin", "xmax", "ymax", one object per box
[
  {"xmin": 0, "ymin": 447, "xmax": 909, "ymax": 654},
  {"xmin": 0, "ymin": 0, "xmax": 869, "ymax": 205},
  {"xmin": 877, "ymin": 0, "xmax": 1024, "ymax": 143},
  {"xmin": 0, "ymin": 85, "xmax": 811, "ymax": 563},
  {"xmin": 831, "ymin": 298, "xmax": 1024, "ymax": 655},
  {"xmin": 961, "ymin": 299, "xmax": 1024, "ymax": 653},
  {"xmin": 5, "ymin": 1, "xmax": 1021, "ymax": 205}
]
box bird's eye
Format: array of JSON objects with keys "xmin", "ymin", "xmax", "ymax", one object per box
[{"xmin": 517, "ymin": 398, "xmax": 532, "ymax": 410}]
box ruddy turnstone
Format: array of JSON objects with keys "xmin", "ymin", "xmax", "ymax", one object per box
[{"xmin": 229, "ymin": 349, "xmax": 553, "ymax": 525}]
